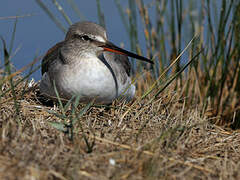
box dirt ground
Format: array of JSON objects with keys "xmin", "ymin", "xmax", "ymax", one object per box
[{"xmin": 0, "ymin": 78, "xmax": 240, "ymax": 180}]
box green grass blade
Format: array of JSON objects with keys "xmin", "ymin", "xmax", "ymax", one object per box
[
  {"xmin": 0, "ymin": 57, "xmax": 40, "ymax": 101},
  {"xmin": 46, "ymin": 110, "xmax": 67, "ymax": 120},
  {"xmin": 63, "ymin": 95, "xmax": 76, "ymax": 112},
  {"xmin": 1, "ymin": 37, "xmax": 20, "ymax": 116},
  {"xmin": 66, "ymin": 0, "xmax": 85, "ymax": 20},
  {"xmin": 9, "ymin": 18, "xmax": 18, "ymax": 55},
  {"xmin": 35, "ymin": 0, "xmax": 67, "ymax": 33},
  {"xmin": 72, "ymin": 99, "xmax": 94, "ymax": 125},
  {"xmin": 142, "ymin": 35, "xmax": 199, "ymax": 98},
  {"xmin": 114, "ymin": 0, "xmax": 129, "ymax": 34},
  {"xmin": 96, "ymin": 0, "xmax": 106, "ymax": 28},
  {"xmin": 51, "ymin": 0, "xmax": 72, "ymax": 25},
  {"xmin": 53, "ymin": 80, "xmax": 65, "ymax": 114},
  {"xmin": 73, "ymin": 99, "xmax": 95, "ymax": 152},
  {"xmin": 0, "ymin": 14, "xmax": 36, "ymax": 20},
  {"xmin": 49, "ymin": 121, "xmax": 67, "ymax": 132},
  {"xmin": 152, "ymin": 48, "xmax": 203, "ymax": 100}
]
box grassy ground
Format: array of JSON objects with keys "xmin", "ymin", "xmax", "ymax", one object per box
[
  {"xmin": 0, "ymin": 76, "xmax": 240, "ymax": 180},
  {"xmin": 1, "ymin": 0, "xmax": 240, "ymax": 179}
]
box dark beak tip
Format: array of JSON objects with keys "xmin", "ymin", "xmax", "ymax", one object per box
[{"xmin": 101, "ymin": 41, "xmax": 154, "ymax": 65}]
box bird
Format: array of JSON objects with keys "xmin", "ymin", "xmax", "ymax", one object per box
[{"xmin": 40, "ymin": 21, "xmax": 153, "ymax": 104}]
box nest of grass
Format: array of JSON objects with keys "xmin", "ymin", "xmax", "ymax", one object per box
[{"xmin": 1, "ymin": 75, "xmax": 240, "ymax": 180}]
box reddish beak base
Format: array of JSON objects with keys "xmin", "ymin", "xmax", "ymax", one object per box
[
  {"xmin": 100, "ymin": 41, "xmax": 154, "ymax": 64},
  {"xmin": 103, "ymin": 47, "xmax": 126, "ymax": 56}
]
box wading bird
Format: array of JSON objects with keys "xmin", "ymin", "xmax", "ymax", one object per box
[{"xmin": 40, "ymin": 21, "xmax": 153, "ymax": 104}]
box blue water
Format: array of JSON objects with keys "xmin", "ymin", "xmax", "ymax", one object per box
[
  {"xmin": 0, "ymin": 1, "xmax": 139, "ymax": 80},
  {"xmin": 0, "ymin": 0, "xmax": 225, "ymax": 80}
]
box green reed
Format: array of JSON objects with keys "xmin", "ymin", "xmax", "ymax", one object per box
[{"xmin": 1, "ymin": 0, "xmax": 239, "ymax": 127}]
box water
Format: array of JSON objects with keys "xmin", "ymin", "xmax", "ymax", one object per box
[
  {"xmin": 0, "ymin": 0, "xmax": 226, "ymax": 80},
  {"xmin": 0, "ymin": 1, "xmax": 134, "ymax": 80}
]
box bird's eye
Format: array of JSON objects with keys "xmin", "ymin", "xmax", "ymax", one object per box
[
  {"xmin": 73, "ymin": 34, "xmax": 92, "ymax": 42},
  {"xmin": 81, "ymin": 35, "xmax": 91, "ymax": 41}
]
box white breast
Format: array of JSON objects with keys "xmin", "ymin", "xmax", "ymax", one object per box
[
  {"xmin": 61, "ymin": 57, "xmax": 117, "ymax": 102},
  {"xmin": 40, "ymin": 56, "xmax": 135, "ymax": 104}
]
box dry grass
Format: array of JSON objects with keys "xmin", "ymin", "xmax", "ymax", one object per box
[
  {"xmin": 1, "ymin": 1, "xmax": 239, "ymax": 179},
  {"xmin": 1, "ymin": 75, "xmax": 240, "ymax": 180}
]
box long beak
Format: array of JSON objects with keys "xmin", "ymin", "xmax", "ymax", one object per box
[{"xmin": 98, "ymin": 41, "xmax": 154, "ymax": 64}]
